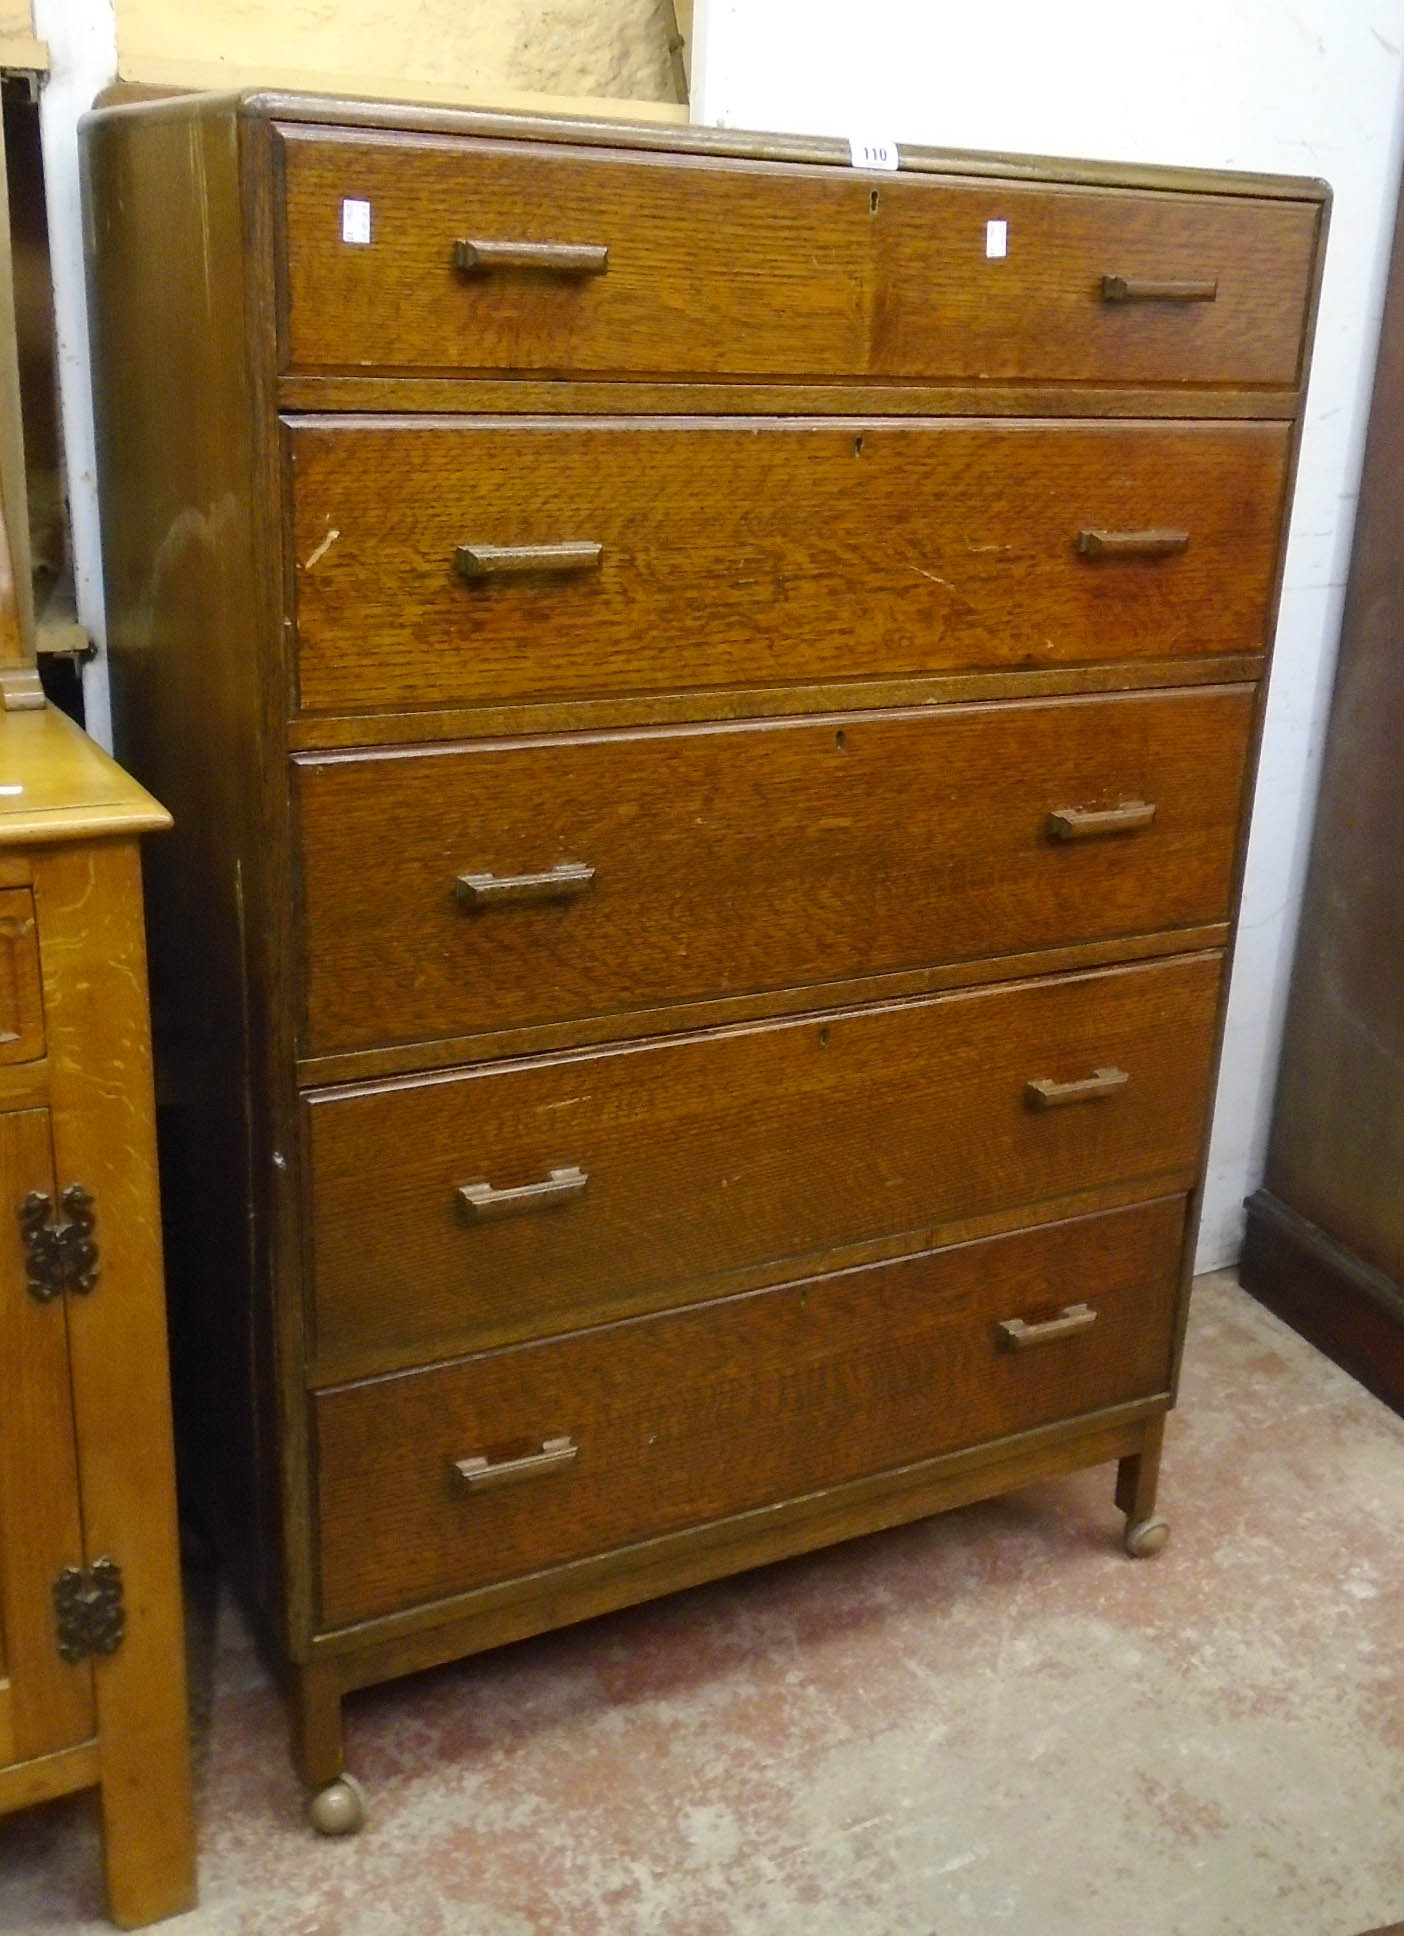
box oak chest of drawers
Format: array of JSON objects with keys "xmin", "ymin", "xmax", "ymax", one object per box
[{"xmin": 81, "ymin": 91, "xmax": 1327, "ymax": 1828}]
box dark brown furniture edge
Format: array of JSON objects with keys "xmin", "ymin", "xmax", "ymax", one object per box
[
  {"xmin": 87, "ymin": 85, "xmax": 1331, "ymax": 203},
  {"xmin": 1241, "ymin": 1188, "xmax": 1404, "ymax": 1418}
]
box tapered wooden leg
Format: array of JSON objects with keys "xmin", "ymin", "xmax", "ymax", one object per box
[
  {"xmin": 96, "ymin": 1716, "xmax": 198, "ymax": 1928},
  {"xmin": 1116, "ymin": 1413, "xmax": 1170, "ymax": 1557},
  {"xmin": 291, "ymin": 1659, "xmax": 363, "ymax": 1835}
]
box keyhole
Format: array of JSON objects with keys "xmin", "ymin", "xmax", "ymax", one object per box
[
  {"xmin": 818, "ymin": 1025, "xmax": 831, "ymax": 1048},
  {"xmin": 869, "ymin": 189, "xmax": 881, "ymax": 213},
  {"xmin": 854, "ymin": 436, "xmax": 864, "ymax": 457},
  {"xmin": 835, "ymin": 729, "xmax": 847, "ymax": 751}
]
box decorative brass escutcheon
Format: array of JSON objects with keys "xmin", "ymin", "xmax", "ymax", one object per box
[
  {"xmin": 53, "ymin": 1557, "xmax": 125, "ymax": 1664},
  {"xmin": 18, "ymin": 1184, "xmax": 99, "ymax": 1302}
]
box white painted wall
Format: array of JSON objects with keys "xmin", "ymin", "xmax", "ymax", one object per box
[
  {"xmin": 696, "ymin": 0, "xmax": 1404, "ymax": 1270},
  {"xmin": 33, "ymin": 0, "xmax": 117, "ymax": 746}
]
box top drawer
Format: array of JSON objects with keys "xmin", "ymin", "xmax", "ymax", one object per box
[{"xmin": 278, "ymin": 127, "xmax": 1318, "ymax": 388}]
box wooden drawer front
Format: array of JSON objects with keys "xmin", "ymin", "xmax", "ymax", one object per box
[
  {"xmin": 0, "ymin": 889, "xmax": 43, "ymax": 1064},
  {"xmin": 278, "ymin": 127, "xmax": 1315, "ymax": 386},
  {"xmin": 315, "ymin": 1195, "xmax": 1184, "ymax": 1627},
  {"xmin": 289, "ymin": 417, "xmax": 1289, "ymax": 716},
  {"xmin": 297, "ymin": 688, "xmax": 1253, "ymax": 1058},
  {"xmin": 306, "ymin": 953, "xmax": 1220, "ymax": 1378}
]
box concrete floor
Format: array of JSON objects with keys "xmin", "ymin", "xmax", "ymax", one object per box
[{"xmin": 3, "ymin": 1270, "xmax": 1403, "ymax": 1934}]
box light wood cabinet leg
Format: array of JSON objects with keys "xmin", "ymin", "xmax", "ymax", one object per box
[
  {"xmin": 1116, "ymin": 1413, "xmax": 1170, "ymax": 1557},
  {"xmin": 97, "ymin": 1718, "xmax": 198, "ymax": 1929}
]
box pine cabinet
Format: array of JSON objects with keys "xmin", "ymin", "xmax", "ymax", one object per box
[{"xmin": 0, "ymin": 704, "xmax": 194, "ymax": 1926}]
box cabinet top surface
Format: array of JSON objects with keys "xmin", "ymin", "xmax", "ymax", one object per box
[
  {"xmin": 0, "ymin": 706, "xmax": 171, "ymax": 846},
  {"xmin": 84, "ymin": 87, "xmax": 1331, "ymax": 206}
]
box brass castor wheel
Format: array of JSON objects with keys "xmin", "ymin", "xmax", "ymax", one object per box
[
  {"xmin": 308, "ymin": 1773, "xmax": 365, "ymax": 1836},
  {"xmin": 1124, "ymin": 1515, "xmax": 1170, "ymax": 1559}
]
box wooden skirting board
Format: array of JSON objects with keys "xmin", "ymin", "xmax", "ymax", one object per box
[{"xmin": 1241, "ymin": 1189, "xmax": 1404, "ymax": 1420}]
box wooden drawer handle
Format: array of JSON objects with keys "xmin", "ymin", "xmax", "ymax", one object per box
[
  {"xmin": 457, "ymin": 1165, "xmax": 589, "ymax": 1222},
  {"xmin": 1075, "ymin": 529, "xmax": 1189, "ymax": 560},
  {"xmin": 1047, "ymin": 802, "xmax": 1157, "ymax": 841},
  {"xmin": 456, "ymin": 862, "xmax": 596, "ymax": 909},
  {"xmin": 1025, "ymin": 1066, "xmax": 1129, "ymax": 1109},
  {"xmin": 454, "ymin": 238, "xmax": 609, "ymax": 276},
  {"xmin": 1100, "ymin": 275, "xmax": 1218, "ymax": 303},
  {"xmin": 998, "ymin": 1303, "xmax": 1098, "ymax": 1351},
  {"xmin": 456, "ymin": 541, "xmax": 603, "ymax": 580},
  {"xmin": 453, "ymin": 1435, "xmax": 579, "ymax": 1493}
]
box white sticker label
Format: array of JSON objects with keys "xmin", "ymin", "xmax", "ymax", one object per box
[
  {"xmin": 341, "ymin": 198, "xmax": 372, "ymax": 246},
  {"xmin": 848, "ymin": 135, "xmax": 899, "ymax": 172},
  {"xmin": 985, "ymin": 218, "xmax": 1008, "ymax": 259}
]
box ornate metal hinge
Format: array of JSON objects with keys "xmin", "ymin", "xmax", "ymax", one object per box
[
  {"xmin": 53, "ymin": 1557, "xmax": 125, "ymax": 1664},
  {"xmin": 18, "ymin": 1185, "xmax": 99, "ymax": 1302}
]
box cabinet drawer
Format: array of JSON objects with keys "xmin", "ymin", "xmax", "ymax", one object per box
[
  {"xmin": 315, "ymin": 1194, "xmax": 1184, "ymax": 1627},
  {"xmin": 297, "ymin": 688, "xmax": 1252, "ymax": 1059},
  {"xmin": 290, "ymin": 417, "xmax": 1288, "ymax": 716},
  {"xmin": 279, "ymin": 126, "xmax": 1316, "ymax": 387},
  {"xmin": 0, "ymin": 889, "xmax": 43, "ymax": 1064},
  {"xmin": 305, "ymin": 953, "xmax": 1220, "ymax": 1378}
]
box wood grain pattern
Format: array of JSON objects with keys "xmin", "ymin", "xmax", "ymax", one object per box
[
  {"xmin": 289, "ymin": 416, "xmax": 1289, "ymax": 715},
  {"xmin": 0, "ymin": 1107, "xmax": 93, "ymax": 1767},
  {"xmin": 315, "ymin": 1195, "xmax": 1184, "ymax": 1625},
  {"xmin": 296, "ymin": 688, "xmax": 1253, "ymax": 1058},
  {"xmin": 0, "ymin": 1058, "xmax": 48, "ymax": 1112},
  {"xmin": 278, "ymin": 126, "xmax": 1317, "ymax": 386},
  {"xmin": 36, "ymin": 836, "xmax": 196, "ymax": 1924},
  {"xmin": 0, "ymin": 704, "xmax": 169, "ymax": 844},
  {"xmin": 304, "ymin": 1174, "xmax": 1218, "ymax": 1389},
  {"xmin": 81, "ymin": 93, "xmax": 1324, "ymax": 1794},
  {"xmin": 306, "ymin": 953, "xmax": 1221, "ymax": 1377},
  {"xmin": 276, "ymin": 374, "xmax": 1306, "ymax": 421},
  {"xmin": 85, "ymin": 93, "xmax": 314, "ymax": 1656},
  {"xmin": 254, "ymin": 90, "xmax": 1329, "ymax": 203},
  {"xmin": 0, "ymin": 1740, "xmax": 102, "ymax": 1816},
  {"xmin": 313, "ymin": 1402, "xmax": 1160, "ymax": 1682},
  {"xmin": 283, "ymin": 654, "xmax": 1268, "ymax": 755},
  {"xmin": 295, "ymin": 926, "xmax": 1231, "ymax": 1093},
  {"xmin": 0, "ymin": 886, "xmax": 42, "ymax": 1063}
]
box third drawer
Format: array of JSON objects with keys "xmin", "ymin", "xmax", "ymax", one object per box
[
  {"xmin": 296, "ymin": 687, "xmax": 1253, "ymax": 1059},
  {"xmin": 304, "ymin": 951, "xmax": 1221, "ymax": 1380}
]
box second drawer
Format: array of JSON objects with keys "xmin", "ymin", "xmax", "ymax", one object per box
[
  {"xmin": 296, "ymin": 687, "xmax": 1253, "ymax": 1059},
  {"xmin": 304, "ymin": 952, "xmax": 1220, "ymax": 1378},
  {"xmin": 288, "ymin": 416, "xmax": 1289, "ymax": 716}
]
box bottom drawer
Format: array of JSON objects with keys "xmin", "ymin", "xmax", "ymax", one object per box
[{"xmin": 315, "ymin": 1195, "xmax": 1184, "ymax": 1627}]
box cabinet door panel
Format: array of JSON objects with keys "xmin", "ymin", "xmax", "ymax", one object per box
[{"xmin": 0, "ymin": 1109, "xmax": 93, "ymax": 1769}]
